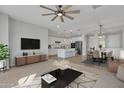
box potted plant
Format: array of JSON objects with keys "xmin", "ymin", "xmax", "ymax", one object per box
[{"xmin": 0, "ymin": 43, "xmax": 9, "ymax": 69}]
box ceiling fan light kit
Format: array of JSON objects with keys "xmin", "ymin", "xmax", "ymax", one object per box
[
  {"xmin": 40, "ymin": 5, "xmax": 80, "ymax": 22},
  {"xmin": 57, "ymin": 13, "xmax": 63, "ymax": 16}
]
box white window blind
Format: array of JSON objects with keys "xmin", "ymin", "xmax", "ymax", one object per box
[
  {"xmin": 106, "ymin": 33, "xmax": 121, "ymax": 48},
  {"xmin": 88, "ymin": 36, "xmax": 95, "ymax": 49}
]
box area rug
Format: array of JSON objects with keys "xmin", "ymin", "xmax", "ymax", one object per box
[
  {"xmin": 14, "ymin": 67, "xmax": 99, "ymax": 88},
  {"xmin": 82, "ymin": 59, "xmax": 107, "ymax": 67},
  {"xmin": 69, "ymin": 69, "xmax": 99, "ymax": 88}
]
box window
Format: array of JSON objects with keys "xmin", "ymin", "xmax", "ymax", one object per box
[
  {"xmin": 106, "ymin": 32, "xmax": 122, "ymax": 48},
  {"xmin": 87, "ymin": 35, "xmax": 95, "ymax": 49}
]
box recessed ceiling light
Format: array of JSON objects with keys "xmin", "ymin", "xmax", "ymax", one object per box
[{"xmin": 70, "ymin": 30, "xmax": 73, "ymax": 32}]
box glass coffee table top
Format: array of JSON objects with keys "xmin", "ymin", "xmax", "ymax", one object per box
[{"xmin": 41, "ymin": 68, "xmax": 82, "ymax": 88}]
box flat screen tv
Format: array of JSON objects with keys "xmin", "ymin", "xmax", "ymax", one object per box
[{"xmin": 21, "ymin": 38, "xmax": 40, "ymax": 50}]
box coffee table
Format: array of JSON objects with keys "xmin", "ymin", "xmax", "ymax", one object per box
[{"xmin": 41, "ymin": 68, "xmax": 82, "ymax": 88}]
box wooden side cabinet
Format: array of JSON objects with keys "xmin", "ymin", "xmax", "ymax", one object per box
[
  {"xmin": 27, "ymin": 55, "xmax": 41, "ymax": 64},
  {"xmin": 15, "ymin": 56, "xmax": 27, "ymax": 66},
  {"xmin": 41, "ymin": 55, "xmax": 47, "ymax": 61},
  {"xmin": 15, "ymin": 55, "xmax": 47, "ymax": 66}
]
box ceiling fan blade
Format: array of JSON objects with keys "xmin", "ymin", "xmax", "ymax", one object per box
[
  {"xmin": 60, "ymin": 16, "xmax": 64, "ymax": 22},
  {"xmin": 51, "ymin": 15, "xmax": 58, "ymax": 21},
  {"xmin": 56, "ymin": 5, "xmax": 61, "ymax": 11},
  {"xmin": 64, "ymin": 15, "xmax": 74, "ymax": 20},
  {"xmin": 40, "ymin": 5, "xmax": 56, "ymax": 12},
  {"xmin": 42, "ymin": 13, "xmax": 56, "ymax": 16},
  {"xmin": 62, "ymin": 5, "xmax": 72, "ymax": 10},
  {"xmin": 65, "ymin": 10, "xmax": 80, "ymax": 14}
]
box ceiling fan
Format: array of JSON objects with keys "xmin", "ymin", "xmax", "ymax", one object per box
[{"xmin": 40, "ymin": 5, "xmax": 80, "ymax": 22}]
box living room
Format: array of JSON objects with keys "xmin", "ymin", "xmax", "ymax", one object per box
[{"xmin": 0, "ymin": 1, "xmax": 124, "ymax": 90}]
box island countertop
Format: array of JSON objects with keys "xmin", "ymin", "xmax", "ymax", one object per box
[{"xmin": 57, "ymin": 48, "xmax": 76, "ymax": 58}]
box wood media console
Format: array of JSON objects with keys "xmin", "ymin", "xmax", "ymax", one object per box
[{"xmin": 15, "ymin": 55, "xmax": 47, "ymax": 66}]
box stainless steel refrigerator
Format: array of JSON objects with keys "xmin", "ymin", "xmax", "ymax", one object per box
[{"xmin": 71, "ymin": 41, "xmax": 82, "ymax": 55}]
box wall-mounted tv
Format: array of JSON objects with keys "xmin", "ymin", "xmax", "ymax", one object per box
[{"xmin": 21, "ymin": 38, "xmax": 40, "ymax": 50}]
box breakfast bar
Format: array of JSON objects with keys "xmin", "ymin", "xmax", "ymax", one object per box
[{"xmin": 57, "ymin": 48, "xmax": 76, "ymax": 58}]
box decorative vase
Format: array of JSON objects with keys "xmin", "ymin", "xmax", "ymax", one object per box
[{"xmin": 0, "ymin": 60, "xmax": 5, "ymax": 69}]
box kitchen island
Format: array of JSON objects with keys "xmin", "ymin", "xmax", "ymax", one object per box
[{"xmin": 57, "ymin": 48, "xmax": 76, "ymax": 58}]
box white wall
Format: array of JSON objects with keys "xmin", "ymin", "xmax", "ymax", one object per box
[
  {"xmin": 9, "ymin": 18, "xmax": 48, "ymax": 66},
  {"xmin": 82, "ymin": 35, "xmax": 87, "ymax": 56},
  {"xmin": 0, "ymin": 13, "xmax": 10, "ymax": 69},
  {"xmin": 0, "ymin": 13, "xmax": 8, "ymax": 45}
]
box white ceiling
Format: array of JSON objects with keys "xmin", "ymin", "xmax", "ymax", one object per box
[{"xmin": 0, "ymin": 5, "xmax": 124, "ymax": 38}]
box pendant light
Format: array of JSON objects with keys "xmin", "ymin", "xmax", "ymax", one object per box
[{"xmin": 98, "ymin": 24, "xmax": 105, "ymax": 39}]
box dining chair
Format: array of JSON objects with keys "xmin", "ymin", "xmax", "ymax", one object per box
[
  {"xmin": 92, "ymin": 50, "xmax": 103, "ymax": 64},
  {"xmin": 106, "ymin": 51, "xmax": 113, "ymax": 60}
]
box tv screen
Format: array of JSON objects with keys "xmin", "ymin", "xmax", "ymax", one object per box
[{"xmin": 21, "ymin": 38, "xmax": 40, "ymax": 50}]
